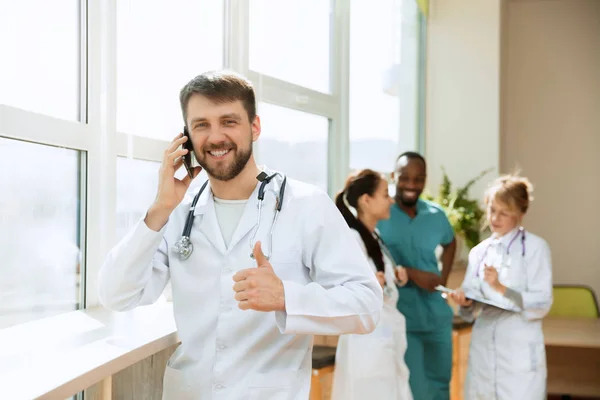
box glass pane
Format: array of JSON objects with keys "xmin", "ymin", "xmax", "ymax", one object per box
[
  {"xmin": 115, "ymin": 157, "xmax": 160, "ymax": 243},
  {"xmin": 0, "ymin": 0, "xmax": 80, "ymax": 121},
  {"xmin": 249, "ymin": 0, "xmax": 332, "ymax": 93},
  {"xmin": 349, "ymin": 0, "xmax": 420, "ymax": 173},
  {"xmin": 116, "ymin": 0, "xmax": 224, "ymax": 139},
  {"xmin": 0, "ymin": 138, "xmax": 81, "ymax": 329},
  {"xmin": 115, "ymin": 156, "xmax": 209, "ymax": 242},
  {"xmin": 255, "ymin": 102, "xmax": 329, "ymax": 192},
  {"xmin": 116, "ymin": 157, "xmax": 185, "ymax": 303}
]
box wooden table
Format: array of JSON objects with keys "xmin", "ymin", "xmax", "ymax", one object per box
[{"xmin": 543, "ymin": 317, "xmax": 600, "ymax": 397}]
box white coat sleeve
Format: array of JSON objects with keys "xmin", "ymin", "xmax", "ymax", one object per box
[
  {"xmin": 97, "ymin": 216, "xmax": 171, "ymax": 311},
  {"xmin": 275, "ymin": 192, "xmax": 383, "ymax": 335},
  {"xmin": 503, "ymin": 238, "xmax": 553, "ymax": 320},
  {"xmin": 457, "ymin": 245, "xmax": 483, "ymax": 322}
]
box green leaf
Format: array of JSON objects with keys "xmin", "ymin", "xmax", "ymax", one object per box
[{"xmin": 421, "ymin": 166, "xmax": 493, "ymax": 249}]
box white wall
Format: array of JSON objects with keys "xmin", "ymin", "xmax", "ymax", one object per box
[
  {"xmin": 425, "ymin": 0, "xmax": 502, "ymax": 200},
  {"xmin": 426, "ymin": 0, "xmax": 600, "ymax": 296},
  {"xmin": 502, "ymin": 0, "xmax": 600, "ymax": 297}
]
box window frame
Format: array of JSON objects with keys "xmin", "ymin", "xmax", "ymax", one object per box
[{"xmin": 0, "ymin": 0, "xmax": 427, "ymax": 312}]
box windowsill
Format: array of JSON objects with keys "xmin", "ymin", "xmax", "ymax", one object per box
[{"xmin": 0, "ymin": 301, "xmax": 178, "ymax": 399}]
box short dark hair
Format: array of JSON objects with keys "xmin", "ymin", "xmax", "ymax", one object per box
[
  {"xmin": 179, "ymin": 70, "xmax": 257, "ymax": 125},
  {"xmin": 396, "ymin": 151, "xmax": 427, "ymax": 170}
]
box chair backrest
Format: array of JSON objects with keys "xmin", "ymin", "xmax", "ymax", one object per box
[{"xmin": 548, "ymin": 285, "xmax": 599, "ymax": 318}]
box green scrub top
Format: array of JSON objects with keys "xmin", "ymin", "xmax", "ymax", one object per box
[{"xmin": 377, "ymin": 199, "xmax": 455, "ymax": 332}]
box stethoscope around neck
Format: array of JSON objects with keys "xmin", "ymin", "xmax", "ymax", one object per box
[
  {"xmin": 474, "ymin": 226, "xmax": 526, "ymax": 277},
  {"xmin": 171, "ymin": 171, "xmax": 287, "ymax": 261}
]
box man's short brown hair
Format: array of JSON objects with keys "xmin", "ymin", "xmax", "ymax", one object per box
[{"xmin": 179, "ymin": 70, "xmax": 256, "ymax": 124}]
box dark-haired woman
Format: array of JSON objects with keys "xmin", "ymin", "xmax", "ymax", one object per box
[{"xmin": 331, "ymin": 169, "xmax": 413, "ymax": 400}]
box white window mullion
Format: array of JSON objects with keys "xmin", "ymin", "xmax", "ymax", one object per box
[
  {"xmin": 225, "ymin": 0, "xmax": 249, "ymax": 74},
  {"xmin": 248, "ymin": 73, "xmax": 338, "ymax": 119},
  {"xmin": 0, "ymin": 105, "xmax": 92, "ymax": 150},
  {"xmin": 329, "ymin": 0, "xmax": 350, "ymax": 196},
  {"xmin": 85, "ymin": 0, "xmax": 117, "ymax": 308},
  {"xmin": 116, "ymin": 133, "xmax": 168, "ymax": 162}
]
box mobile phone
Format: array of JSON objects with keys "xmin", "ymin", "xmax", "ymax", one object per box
[{"xmin": 182, "ymin": 126, "xmax": 194, "ymax": 179}]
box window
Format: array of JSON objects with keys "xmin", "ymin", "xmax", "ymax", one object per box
[
  {"xmin": 255, "ymin": 102, "xmax": 329, "ymax": 192},
  {"xmin": 0, "ymin": 0, "xmax": 426, "ymax": 338},
  {"xmin": 115, "ymin": 157, "xmax": 161, "ymax": 243},
  {"xmin": 0, "ymin": 0, "xmax": 81, "ymax": 121},
  {"xmin": 115, "ymin": 156, "xmax": 205, "ymax": 303},
  {"xmin": 116, "ymin": 0, "xmax": 224, "ymax": 140},
  {"xmin": 348, "ymin": 0, "xmax": 421, "ymax": 173},
  {"xmin": 0, "ymin": 138, "xmax": 81, "ymax": 329},
  {"xmin": 249, "ymin": 0, "xmax": 332, "ymax": 93}
]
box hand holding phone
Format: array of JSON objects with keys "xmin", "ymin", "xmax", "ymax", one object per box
[
  {"xmin": 145, "ymin": 131, "xmax": 201, "ymax": 231},
  {"xmin": 182, "ymin": 126, "xmax": 195, "ymax": 179}
]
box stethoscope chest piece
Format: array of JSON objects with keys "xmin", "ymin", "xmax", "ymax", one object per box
[{"xmin": 173, "ymin": 236, "xmax": 193, "ymax": 260}]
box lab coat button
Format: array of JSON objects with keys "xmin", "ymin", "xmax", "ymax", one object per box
[
  {"xmin": 216, "ymin": 340, "xmax": 227, "ymax": 350},
  {"xmin": 214, "ymin": 383, "xmax": 224, "ymax": 390}
]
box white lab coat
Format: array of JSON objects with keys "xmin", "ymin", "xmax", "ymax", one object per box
[
  {"xmin": 458, "ymin": 227, "xmax": 553, "ymax": 400},
  {"xmin": 331, "ymin": 230, "xmax": 413, "ymax": 400},
  {"xmin": 98, "ymin": 169, "xmax": 382, "ymax": 400}
]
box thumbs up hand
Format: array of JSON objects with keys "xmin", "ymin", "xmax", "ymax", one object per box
[{"xmin": 232, "ymin": 241, "xmax": 286, "ymax": 312}]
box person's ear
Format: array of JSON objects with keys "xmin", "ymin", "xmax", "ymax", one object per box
[
  {"xmin": 357, "ymin": 193, "xmax": 369, "ymax": 210},
  {"xmin": 251, "ymin": 115, "xmax": 261, "ymax": 142}
]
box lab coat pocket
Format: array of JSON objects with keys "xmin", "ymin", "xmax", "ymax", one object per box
[
  {"xmin": 511, "ymin": 341, "xmax": 546, "ymax": 373},
  {"xmin": 247, "ymin": 370, "xmax": 297, "ymax": 400},
  {"xmin": 162, "ymin": 365, "xmax": 198, "ymax": 400},
  {"xmin": 527, "ymin": 341, "xmax": 546, "ymax": 372}
]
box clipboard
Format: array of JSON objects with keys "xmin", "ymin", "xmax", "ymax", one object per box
[
  {"xmin": 436, "ymin": 285, "xmax": 520, "ymax": 312},
  {"xmin": 462, "ymin": 290, "xmax": 520, "ymax": 312}
]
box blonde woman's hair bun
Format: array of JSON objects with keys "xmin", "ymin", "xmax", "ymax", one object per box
[{"xmin": 485, "ymin": 169, "xmax": 534, "ymax": 214}]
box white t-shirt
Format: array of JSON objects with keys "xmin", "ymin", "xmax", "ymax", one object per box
[{"xmin": 213, "ymin": 197, "xmax": 248, "ymax": 248}]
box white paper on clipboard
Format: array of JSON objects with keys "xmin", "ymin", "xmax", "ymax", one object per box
[
  {"xmin": 463, "ymin": 290, "xmax": 520, "ymax": 312},
  {"xmin": 436, "ymin": 285, "xmax": 520, "ymax": 312}
]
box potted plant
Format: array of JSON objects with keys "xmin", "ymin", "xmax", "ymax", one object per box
[{"xmin": 423, "ymin": 167, "xmax": 493, "ymax": 263}]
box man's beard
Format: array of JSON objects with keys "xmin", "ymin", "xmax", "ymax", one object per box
[
  {"xmin": 196, "ymin": 139, "xmax": 252, "ymax": 182},
  {"xmin": 396, "ymin": 191, "xmax": 419, "ymax": 207}
]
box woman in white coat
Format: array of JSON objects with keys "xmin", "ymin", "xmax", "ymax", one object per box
[
  {"xmin": 450, "ymin": 174, "xmax": 553, "ymax": 400},
  {"xmin": 331, "ymin": 169, "xmax": 413, "ymax": 400}
]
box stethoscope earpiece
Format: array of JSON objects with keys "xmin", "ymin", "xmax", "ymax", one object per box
[{"xmin": 248, "ymin": 173, "xmax": 286, "ymax": 260}]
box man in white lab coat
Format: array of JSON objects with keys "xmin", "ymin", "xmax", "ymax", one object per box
[{"xmin": 98, "ymin": 70, "xmax": 382, "ymax": 400}]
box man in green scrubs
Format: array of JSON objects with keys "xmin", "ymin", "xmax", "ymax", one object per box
[{"xmin": 377, "ymin": 152, "xmax": 456, "ymax": 400}]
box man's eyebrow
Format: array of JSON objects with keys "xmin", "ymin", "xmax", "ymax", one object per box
[
  {"xmin": 220, "ymin": 113, "xmax": 242, "ymax": 120},
  {"xmin": 190, "ymin": 113, "xmax": 242, "ymax": 125},
  {"xmin": 189, "ymin": 117, "xmax": 207, "ymax": 125}
]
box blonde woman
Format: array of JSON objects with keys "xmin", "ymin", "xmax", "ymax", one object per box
[
  {"xmin": 450, "ymin": 174, "xmax": 553, "ymax": 400},
  {"xmin": 331, "ymin": 169, "xmax": 413, "ymax": 400}
]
